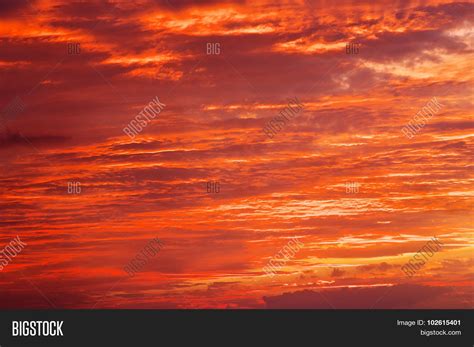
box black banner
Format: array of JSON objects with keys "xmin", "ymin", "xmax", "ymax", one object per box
[{"xmin": 0, "ymin": 309, "xmax": 471, "ymax": 346}]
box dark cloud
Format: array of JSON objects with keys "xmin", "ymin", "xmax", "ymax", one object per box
[
  {"xmin": 263, "ymin": 284, "xmax": 454, "ymax": 309},
  {"xmin": 0, "ymin": 0, "xmax": 32, "ymax": 17},
  {"xmin": 0, "ymin": 130, "xmax": 69, "ymax": 149}
]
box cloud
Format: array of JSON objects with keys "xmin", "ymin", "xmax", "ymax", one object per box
[
  {"xmin": 0, "ymin": 0, "xmax": 33, "ymax": 17},
  {"xmin": 263, "ymin": 284, "xmax": 454, "ymax": 309},
  {"xmin": 0, "ymin": 0, "xmax": 472, "ymax": 308}
]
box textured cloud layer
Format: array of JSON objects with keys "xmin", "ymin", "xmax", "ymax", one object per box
[{"xmin": 0, "ymin": 0, "xmax": 472, "ymax": 308}]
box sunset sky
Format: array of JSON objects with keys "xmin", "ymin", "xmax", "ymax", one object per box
[{"xmin": 0, "ymin": 0, "xmax": 472, "ymax": 308}]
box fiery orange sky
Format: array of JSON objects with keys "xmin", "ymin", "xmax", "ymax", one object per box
[{"xmin": 0, "ymin": 0, "xmax": 472, "ymax": 308}]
